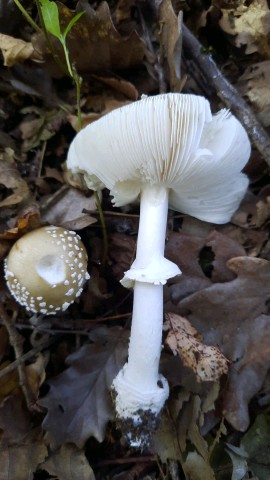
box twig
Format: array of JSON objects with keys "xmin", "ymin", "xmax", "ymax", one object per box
[
  {"xmin": 182, "ymin": 24, "xmax": 270, "ymax": 168},
  {"xmin": 0, "ymin": 328, "xmax": 59, "ymax": 382},
  {"xmin": 0, "ymin": 303, "xmax": 36, "ymax": 408}
]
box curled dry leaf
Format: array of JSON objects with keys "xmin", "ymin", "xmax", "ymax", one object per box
[
  {"xmin": 219, "ymin": 0, "xmax": 270, "ymax": 57},
  {"xmin": 164, "ymin": 313, "xmax": 229, "ymax": 383},
  {"xmin": 0, "ymin": 159, "xmax": 29, "ymax": 209},
  {"xmin": 0, "ymin": 33, "xmax": 35, "ymax": 67},
  {"xmin": 158, "ymin": 0, "xmax": 183, "ymax": 91}
]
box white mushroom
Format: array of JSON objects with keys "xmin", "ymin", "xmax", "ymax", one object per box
[
  {"xmin": 67, "ymin": 93, "xmax": 251, "ymax": 444},
  {"xmin": 5, "ymin": 226, "xmax": 89, "ymax": 314}
]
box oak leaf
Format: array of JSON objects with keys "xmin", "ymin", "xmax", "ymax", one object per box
[
  {"xmin": 41, "ymin": 327, "xmax": 128, "ymax": 447},
  {"xmin": 164, "ymin": 313, "xmax": 228, "ymax": 382}
]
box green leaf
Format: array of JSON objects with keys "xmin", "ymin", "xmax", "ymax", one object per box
[
  {"xmin": 63, "ymin": 11, "xmax": 84, "ymax": 40},
  {"xmin": 39, "ymin": 0, "xmax": 61, "ymax": 39}
]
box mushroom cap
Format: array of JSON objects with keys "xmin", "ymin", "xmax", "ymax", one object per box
[
  {"xmin": 5, "ymin": 226, "xmax": 89, "ymax": 314},
  {"xmin": 67, "ymin": 93, "xmax": 250, "ymax": 224}
]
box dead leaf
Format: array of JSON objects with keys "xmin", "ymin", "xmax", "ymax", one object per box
[
  {"xmin": 0, "ymin": 441, "xmax": 47, "ymax": 480},
  {"xmin": 183, "ymin": 451, "xmax": 216, "ymax": 480},
  {"xmin": 25, "ymin": 354, "xmax": 47, "ymax": 399},
  {"xmin": 232, "ymin": 187, "xmax": 270, "ymax": 229},
  {"xmin": 0, "ymin": 393, "xmax": 39, "ymax": 445},
  {"xmin": 167, "ymin": 257, "xmax": 270, "ymax": 431},
  {"xmin": 19, "ymin": 107, "xmax": 66, "ymax": 152},
  {"xmin": 40, "ymin": 444, "xmax": 95, "ymax": 480},
  {"xmin": 32, "ymin": 1, "xmax": 146, "ymax": 75},
  {"xmin": 91, "ymin": 74, "xmax": 138, "ymax": 100},
  {"xmin": 41, "ymin": 327, "xmax": 128, "ymax": 448},
  {"xmin": 219, "ymin": 0, "xmax": 270, "ymax": 57},
  {"xmin": 0, "ymin": 33, "xmax": 35, "ymax": 67},
  {"xmin": 164, "ymin": 313, "xmax": 228, "ymax": 383},
  {"xmin": 237, "ymin": 61, "xmax": 270, "ymax": 126},
  {"xmin": 222, "ymin": 314, "xmax": 270, "ymax": 431},
  {"xmin": 0, "ymin": 362, "xmax": 20, "ymax": 403},
  {"xmin": 0, "ymin": 160, "xmax": 30, "ymax": 209},
  {"xmin": 158, "ymin": 0, "xmax": 183, "ymax": 91},
  {"xmin": 40, "ymin": 186, "xmax": 98, "ymax": 230}
]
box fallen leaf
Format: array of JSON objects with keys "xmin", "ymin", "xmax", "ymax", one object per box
[
  {"xmin": 165, "ymin": 313, "xmax": 228, "ymax": 383},
  {"xmin": 0, "ymin": 160, "xmax": 30, "ymax": 209},
  {"xmin": 0, "ymin": 441, "xmax": 47, "ymax": 480},
  {"xmin": 237, "ymin": 61, "xmax": 270, "ymax": 126},
  {"xmin": 0, "ymin": 393, "xmax": 40, "ymax": 445},
  {"xmin": 0, "ymin": 33, "xmax": 35, "ymax": 67},
  {"xmin": 158, "ymin": 0, "xmax": 183, "ymax": 91},
  {"xmin": 40, "ymin": 444, "xmax": 95, "ymax": 480},
  {"xmin": 219, "ymin": 0, "xmax": 270, "ymax": 57},
  {"xmin": 41, "ymin": 327, "xmax": 128, "ymax": 447},
  {"xmin": 25, "ymin": 354, "xmax": 47, "ymax": 399},
  {"xmin": 91, "ymin": 74, "xmax": 139, "ymax": 100},
  {"xmin": 0, "ymin": 362, "xmax": 20, "ymax": 403},
  {"xmin": 167, "ymin": 257, "xmax": 270, "ymax": 431},
  {"xmin": 32, "ymin": 1, "xmax": 146, "ymax": 75},
  {"xmin": 40, "ymin": 186, "xmax": 98, "ymax": 230},
  {"xmin": 183, "ymin": 451, "xmax": 216, "ymax": 480},
  {"xmin": 232, "ymin": 187, "xmax": 270, "ymax": 229}
]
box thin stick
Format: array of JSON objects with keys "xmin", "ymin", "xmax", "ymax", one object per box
[
  {"xmin": 0, "ymin": 303, "xmax": 36, "ymax": 408},
  {"xmin": 182, "ymin": 24, "xmax": 270, "ymax": 168}
]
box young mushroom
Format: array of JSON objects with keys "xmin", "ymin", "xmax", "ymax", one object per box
[
  {"xmin": 67, "ymin": 93, "xmax": 251, "ymax": 445},
  {"xmin": 5, "ymin": 226, "xmax": 89, "ymax": 314}
]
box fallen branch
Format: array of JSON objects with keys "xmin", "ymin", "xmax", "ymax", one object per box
[{"xmin": 182, "ymin": 24, "xmax": 270, "ymax": 168}]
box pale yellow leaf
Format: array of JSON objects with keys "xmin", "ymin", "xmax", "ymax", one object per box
[{"xmin": 0, "ymin": 33, "xmax": 34, "ymax": 67}]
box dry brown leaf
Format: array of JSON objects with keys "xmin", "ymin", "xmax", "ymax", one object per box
[
  {"xmin": 0, "ymin": 33, "xmax": 35, "ymax": 67},
  {"xmin": 91, "ymin": 74, "xmax": 139, "ymax": 100},
  {"xmin": 41, "ymin": 327, "xmax": 128, "ymax": 447},
  {"xmin": 183, "ymin": 451, "xmax": 216, "ymax": 480},
  {"xmin": 67, "ymin": 98, "xmax": 131, "ymax": 131},
  {"xmin": 0, "ymin": 393, "xmax": 39, "ymax": 445},
  {"xmin": 40, "ymin": 444, "xmax": 95, "ymax": 480},
  {"xmin": 0, "ymin": 160, "xmax": 30, "ymax": 208},
  {"xmin": 164, "ymin": 313, "xmax": 228, "ymax": 382},
  {"xmin": 167, "ymin": 257, "xmax": 270, "ymax": 431},
  {"xmin": 25, "ymin": 354, "xmax": 47, "ymax": 399},
  {"xmin": 41, "ymin": 186, "xmax": 98, "ymax": 230},
  {"xmin": 232, "ymin": 187, "xmax": 270, "ymax": 229},
  {"xmin": 219, "ymin": 0, "xmax": 270, "ymax": 57},
  {"xmin": 158, "ymin": 0, "xmax": 183, "ymax": 91},
  {"xmin": 32, "ymin": 1, "xmax": 146, "ymax": 75},
  {"xmin": 0, "ymin": 362, "xmax": 20, "ymax": 403},
  {"xmin": 237, "ymin": 61, "xmax": 270, "ymax": 126},
  {"xmin": 0, "ymin": 441, "xmax": 47, "ymax": 480}
]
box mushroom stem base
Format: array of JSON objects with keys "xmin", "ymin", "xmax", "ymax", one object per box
[{"xmin": 112, "ymin": 367, "xmax": 169, "ymax": 447}]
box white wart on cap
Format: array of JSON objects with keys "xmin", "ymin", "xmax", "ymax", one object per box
[{"xmin": 5, "ymin": 226, "xmax": 89, "ymax": 314}]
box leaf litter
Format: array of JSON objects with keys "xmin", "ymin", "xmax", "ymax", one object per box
[{"xmin": 0, "ymin": 0, "xmax": 270, "ymax": 478}]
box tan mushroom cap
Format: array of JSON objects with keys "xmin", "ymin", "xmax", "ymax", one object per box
[{"xmin": 5, "ymin": 226, "xmax": 89, "ymax": 314}]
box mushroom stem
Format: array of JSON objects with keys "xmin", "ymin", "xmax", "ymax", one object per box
[
  {"xmin": 112, "ymin": 185, "xmax": 173, "ymax": 433},
  {"xmin": 124, "ymin": 185, "xmax": 169, "ymax": 387},
  {"xmin": 135, "ymin": 185, "xmax": 169, "ymax": 268}
]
